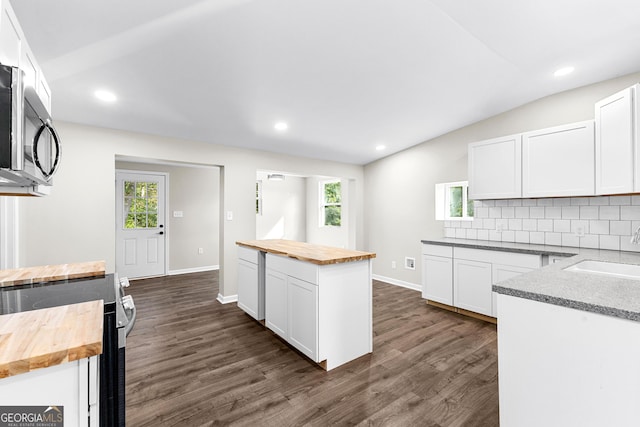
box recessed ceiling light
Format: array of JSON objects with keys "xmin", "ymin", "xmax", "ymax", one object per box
[
  {"xmin": 274, "ymin": 122, "xmax": 288, "ymax": 131},
  {"xmin": 375, "ymin": 145, "xmax": 386, "ymax": 151},
  {"xmin": 94, "ymin": 89, "xmax": 117, "ymax": 102},
  {"xmin": 553, "ymin": 66, "xmax": 575, "ymax": 77}
]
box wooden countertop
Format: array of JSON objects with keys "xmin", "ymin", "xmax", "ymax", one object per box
[
  {"xmin": 236, "ymin": 239, "xmax": 376, "ymax": 265},
  {"xmin": 0, "ymin": 260, "xmax": 106, "ymax": 287},
  {"xmin": 0, "ymin": 300, "xmax": 104, "ymax": 378}
]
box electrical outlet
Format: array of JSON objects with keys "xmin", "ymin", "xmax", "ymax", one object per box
[
  {"xmin": 496, "ymin": 223, "xmax": 504, "ymax": 232},
  {"xmin": 391, "ymin": 261, "xmax": 396, "ymax": 269},
  {"xmin": 575, "ymin": 226, "xmax": 585, "ymax": 237},
  {"xmin": 198, "ymin": 248, "xmax": 204, "ymax": 254}
]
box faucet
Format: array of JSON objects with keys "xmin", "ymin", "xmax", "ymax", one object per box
[{"xmin": 631, "ymin": 225, "xmax": 640, "ymax": 244}]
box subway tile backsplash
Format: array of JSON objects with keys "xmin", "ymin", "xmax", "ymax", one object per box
[{"xmin": 443, "ymin": 195, "xmax": 640, "ymax": 252}]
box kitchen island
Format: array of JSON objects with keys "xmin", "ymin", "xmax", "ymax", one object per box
[{"xmin": 236, "ymin": 239, "xmax": 376, "ymax": 370}]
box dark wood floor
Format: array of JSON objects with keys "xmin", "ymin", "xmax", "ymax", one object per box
[{"xmin": 125, "ymin": 271, "xmax": 499, "ymax": 426}]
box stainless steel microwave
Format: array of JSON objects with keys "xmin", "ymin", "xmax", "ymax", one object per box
[{"xmin": 0, "ymin": 64, "xmax": 61, "ymax": 196}]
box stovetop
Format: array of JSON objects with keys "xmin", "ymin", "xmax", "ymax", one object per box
[{"xmin": 0, "ymin": 274, "xmax": 116, "ymax": 315}]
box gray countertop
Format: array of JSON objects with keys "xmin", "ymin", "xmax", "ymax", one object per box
[{"xmin": 421, "ymin": 237, "xmax": 640, "ymax": 322}]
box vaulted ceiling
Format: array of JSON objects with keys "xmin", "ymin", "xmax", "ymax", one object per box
[{"xmin": 11, "ymin": 0, "xmax": 640, "ymax": 164}]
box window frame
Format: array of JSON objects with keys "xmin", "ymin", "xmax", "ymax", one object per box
[
  {"xmin": 319, "ymin": 179, "xmax": 342, "ymax": 227},
  {"xmin": 435, "ymin": 180, "xmax": 474, "ymax": 221},
  {"xmin": 256, "ymin": 180, "xmax": 263, "ymax": 215}
]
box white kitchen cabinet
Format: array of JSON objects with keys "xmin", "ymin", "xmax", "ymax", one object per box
[
  {"xmin": 454, "ymin": 257, "xmax": 493, "ymax": 316},
  {"xmin": 422, "ymin": 244, "xmax": 453, "ymax": 305},
  {"xmin": 264, "ymin": 252, "xmax": 372, "ymax": 370},
  {"xmin": 468, "ymin": 134, "xmax": 522, "ymax": 200},
  {"xmin": 265, "ymin": 267, "xmax": 288, "ymax": 339},
  {"xmin": 0, "ymin": 0, "xmax": 21, "ymax": 68},
  {"xmin": 287, "ymin": 276, "xmax": 318, "ymax": 360},
  {"xmin": 237, "ymin": 246, "xmax": 265, "ymax": 321},
  {"xmin": 522, "ymin": 120, "xmax": 595, "ymax": 198},
  {"xmin": 0, "ymin": 0, "xmax": 51, "ymax": 112},
  {"xmin": 422, "ymin": 243, "xmax": 543, "ymax": 319},
  {"xmin": 595, "ymin": 84, "xmax": 639, "ymax": 195},
  {"xmin": 0, "ymin": 356, "xmax": 99, "ymax": 426}
]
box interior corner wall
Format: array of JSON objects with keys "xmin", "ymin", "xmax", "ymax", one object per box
[
  {"xmin": 115, "ymin": 161, "xmax": 220, "ymax": 273},
  {"xmin": 17, "ymin": 122, "xmax": 364, "ymax": 299},
  {"xmin": 256, "ymin": 171, "xmax": 307, "ymax": 241},
  {"xmin": 364, "ymin": 70, "xmax": 640, "ymax": 288}
]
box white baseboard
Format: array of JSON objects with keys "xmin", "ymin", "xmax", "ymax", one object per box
[
  {"xmin": 168, "ymin": 265, "xmax": 219, "ymax": 276},
  {"xmin": 372, "ymin": 274, "xmax": 421, "ymax": 292},
  {"xmin": 217, "ymin": 293, "xmax": 238, "ymax": 304}
]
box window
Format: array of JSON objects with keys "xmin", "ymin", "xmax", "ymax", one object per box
[
  {"xmin": 321, "ymin": 180, "xmax": 341, "ymax": 226},
  {"xmin": 123, "ymin": 180, "xmax": 158, "ymax": 229},
  {"xmin": 435, "ymin": 181, "xmax": 474, "ymax": 221},
  {"xmin": 256, "ymin": 180, "xmax": 262, "ymax": 215}
]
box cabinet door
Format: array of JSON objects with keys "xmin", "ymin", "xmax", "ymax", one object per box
[
  {"xmin": 595, "ymin": 85, "xmax": 637, "ymax": 194},
  {"xmin": 491, "ymin": 264, "xmax": 534, "ymax": 318},
  {"xmin": 522, "ymin": 120, "xmax": 595, "ymax": 198},
  {"xmin": 237, "ymin": 259, "xmax": 260, "ymax": 320},
  {"xmin": 265, "ymin": 268, "xmax": 287, "ymax": 339},
  {"xmin": 422, "ymin": 254, "xmax": 453, "ymax": 305},
  {"xmin": 454, "ymin": 258, "xmax": 492, "ymax": 316},
  {"xmin": 0, "ymin": 2, "xmax": 22, "ymax": 67},
  {"xmin": 468, "ymin": 134, "xmax": 522, "ymax": 200},
  {"xmin": 287, "ymin": 277, "xmax": 318, "ymax": 361}
]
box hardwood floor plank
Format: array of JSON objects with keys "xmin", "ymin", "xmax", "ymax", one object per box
[{"xmin": 125, "ymin": 273, "xmax": 499, "ymax": 426}]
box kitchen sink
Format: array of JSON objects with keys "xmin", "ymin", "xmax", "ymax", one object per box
[{"xmin": 564, "ymin": 260, "xmax": 640, "ymax": 280}]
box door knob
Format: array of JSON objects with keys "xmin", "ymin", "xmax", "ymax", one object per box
[{"xmin": 158, "ymin": 231, "xmax": 164, "ymax": 235}]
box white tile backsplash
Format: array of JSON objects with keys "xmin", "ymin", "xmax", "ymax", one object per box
[
  {"xmin": 599, "ymin": 205, "xmax": 620, "ymax": 220},
  {"xmin": 443, "ymin": 196, "xmax": 640, "ymax": 251}
]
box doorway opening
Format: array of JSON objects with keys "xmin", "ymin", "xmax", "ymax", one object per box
[{"xmin": 115, "ymin": 156, "xmax": 221, "ymax": 279}]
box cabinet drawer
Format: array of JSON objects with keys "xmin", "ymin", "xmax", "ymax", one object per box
[
  {"xmin": 454, "ymin": 247, "xmax": 541, "ymax": 268},
  {"xmin": 266, "ymin": 253, "xmax": 318, "ymax": 285},
  {"xmin": 238, "ymin": 246, "xmax": 259, "ymax": 263},
  {"xmin": 422, "ymin": 244, "xmax": 453, "ymax": 257}
]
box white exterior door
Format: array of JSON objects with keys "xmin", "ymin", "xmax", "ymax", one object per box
[{"xmin": 115, "ymin": 171, "xmax": 166, "ymax": 278}]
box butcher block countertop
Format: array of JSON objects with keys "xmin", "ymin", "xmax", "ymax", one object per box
[
  {"xmin": 0, "ymin": 260, "xmax": 106, "ymax": 287},
  {"xmin": 236, "ymin": 239, "xmax": 376, "ymax": 265},
  {"xmin": 0, "ymin": 300, "xmax": 104, "ymax": 378}
]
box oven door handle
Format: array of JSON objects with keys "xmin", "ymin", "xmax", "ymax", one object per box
[{"xmin": 124, "ymin": 304, "xmax": 137, "ymax": 337}]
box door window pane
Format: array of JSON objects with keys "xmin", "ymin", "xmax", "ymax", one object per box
[{"xmin": 123, "ymin": 180, "xmax": 159, "ymax": 229}]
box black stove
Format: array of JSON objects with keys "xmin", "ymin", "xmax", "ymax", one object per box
[{"xmin": 0, "ymin": 274, "xmax": 116, "ymax": 315}]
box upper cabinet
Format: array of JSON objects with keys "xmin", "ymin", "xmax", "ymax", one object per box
[
  {"xmin": 522, "ymin": 120, "xmax": 595, "ymax": 198},
  {"xmin": 468, "ymin": 134, "xmax": 522, "ymax": 200},
  {"xmin": 595, "ymin": 84, "xmax": 639, "ymax": 195},
  {"xmin": 469, "ymin": 82, "xmax": 640, "ymax": 200},
  {"xmin": 0, "ymin": 0, "xmax": 51, "ymax": 112}
]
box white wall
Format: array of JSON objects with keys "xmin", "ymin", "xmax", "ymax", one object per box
[
  {"xmin": 17, "ymin": 122, "xmax": 364, "ymax": 298},
  {"xmin": 256, "ymin": 171, "xmax": 306, "ymax": 241},
  {"xmin": 364, "ymin": 70, "xmax": 640, "ymax": 287},
  {"xmin": 115, "ymin": 160, "xmax": 220, "ymax": 273}
]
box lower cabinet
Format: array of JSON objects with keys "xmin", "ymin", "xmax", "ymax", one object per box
[
  {"xmin": 287, "ymin": 276, "xmax": 318, "ymax": 360},
  {"xmin": 264, "ymin": 252, "xmax": 372, "ymax": 370},
  {"xmin": 266, "ymin": 254, "xmax": 320, "ymax": 361},
  {"xmin": 454, "ymin": 258, "xmax": 492, "ymax": 316},
  {"xmin": 422, "ymin": 243, "xmax": 542, "ymax": 319},
  {"xmin": 422, "ymin": 245, "xmax": 453, "ymax": 305},
  {"xmin": 237, "ymin": 247, "xmax": 265, "ymax": 321},
  {"xmin": 0, "ymin": 356, "xmax": 99, "ymax": 426},
  {"xmin": 265, "ymin": 267, "xmax": 288, "ymax": 338}
]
